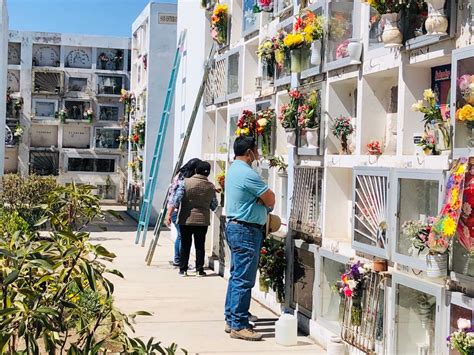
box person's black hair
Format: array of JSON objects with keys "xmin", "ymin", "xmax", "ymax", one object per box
[
  {"xmin": 179, "ymin": 158, "xmax": 202, "ymax": 178},
  {"xmin": 196, "ymin": 161, "xmax": 211, "ymax": 177},
  {"xmin": 233, "ymin": 136, "xmax": 256, "ymax": 157}
]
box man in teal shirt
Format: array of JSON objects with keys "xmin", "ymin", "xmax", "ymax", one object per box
[{"xmin": 224, "ymin": 136, "xmax": 275, "ymax": 341}]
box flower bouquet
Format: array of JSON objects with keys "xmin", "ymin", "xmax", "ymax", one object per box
[
  {"xmin": 211, "ymin": 4, "xmax": 228, "ymax": 45},
  {"xmin": 256, "ymin": 108, "xmax": 275, "ymax": 157},
  {"xmin": 257, "ymin": 39, "xmax": 276, "ymax": 79},
  {"xmin": 258, "ymin": 237, "xmax": 286, "ymax": 303},
  {"xmin": 331, "ymin": 115, "xmax": 354, "ymax": 154},
  {"xmin": 458, "ymin": 74, "xmax": 474, "ymax": 105},
  {"xmin": 456, "ymin": 104, "xmax": 474, "ymax": 129},
  {"xmin": 117, "ymin": 134, "xmax": 128, "ymax": 151},
  {"xmin": 457, "ymin": 163, "xmax": 474, "ymax": 261},
  {"xmin": 235, "ymin": 110, "xmax": 257, "ymax": 137},
  {"xmin": 301, "ymin": 11, "xmax": 325, "ymax": 66},
  {"xmin": 335, "ymin": 261, "xmax": 370, "ymax": 326},
  {"xmin": 402, "ymin": 218, "xmax": 434, "ymax": 256},
  {"xmin": 132, "ymin": 117, "xmax": 146, "ymax": 147},
  {"xmin": 119, "ymin": 89, "xmax": 136, "ymax": 114},
  {"xmin": 417, "ymin": 131, "xmax": 438, "ymax": 155},
  {"xmin": 255, "ymin": 0, "xmax": 273, "ymax": 12},
  {"xmin": 367, "ymin": 140, "xmax": 382, "ymax": 155},
  {"xmin": 84, "ymin": 109, "xmax": 94, "ymax": 123},
  {"xmin": 447, "ymin": 318, "xmax": 474, "ymax": 355},
  {"xmin": 56, "ymin": 109, "xmax": 68, "ymax": 123},
  {"xmin": 216, "ymin": 171, "xmax": 225, "ymax": 192},
  {"xmin": 279, "ymin": 90, "xmax": 302, "ymax": 147},
  {"xmin": 411, "ymin": 88, "xmax": 450, "ymax": 151},
  {"xmin": 272, "ymin": 31, "xmax": 288, "ymax": 68},
  {"xmin": 283, "ymin": 31, "xmax": 309, "ymax": 72},
  {"xmin": 298, "ymin": 91, "xmax": 319, "ymax": 148}
]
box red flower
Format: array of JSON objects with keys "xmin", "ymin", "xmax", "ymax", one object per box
[
  {"xmin": 260, "ymin": 248, "xmax": 268, "ymax": 255},
  {"xmin": 133, "ymin": 134, "xmax": 139, "ymax": 143},
  {"xmin": 344, "ymin": 287, "xmax": 353, "ymax": 297}
]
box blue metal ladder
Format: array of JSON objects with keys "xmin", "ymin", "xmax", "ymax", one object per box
[
  {"xmin": 144, "ymin": 42, "xmax": 216, "ymax": 265},
  {"xmin": 134, "ymin": 30, "xmax": 187, "ymax": 246}
]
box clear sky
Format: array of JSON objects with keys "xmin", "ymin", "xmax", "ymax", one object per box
[{"xmin": 7, "ymin": 0, "xmax": 176, "ymax": 38}]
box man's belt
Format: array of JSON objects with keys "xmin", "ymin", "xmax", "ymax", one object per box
[{"xmin": 228, "ymin": 219, "xmax": 264, "ymax": 230}]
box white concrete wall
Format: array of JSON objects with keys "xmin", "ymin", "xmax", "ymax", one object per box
[
  {"xmin": 0, "ymin": 0, "xmax": 8, "ymax": 175},
  {"xmin": 130, "ymin": 3, "xmax": 177, "ymax": 223}
]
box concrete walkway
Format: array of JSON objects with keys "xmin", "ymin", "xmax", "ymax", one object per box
[{"xmin": 90, "ymin": 209, "xmax": 326, "ymax": 355}]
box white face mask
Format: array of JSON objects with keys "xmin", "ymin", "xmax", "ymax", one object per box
[{"xmin": 249, "ymin": 150, "xmax": 261, "ymax": 174}]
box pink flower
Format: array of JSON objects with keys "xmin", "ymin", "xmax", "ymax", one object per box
[
  {"xmin": 457, "ymin": 318, "xmax": 471, "ymax": 330},
  {"xmin": 458, "ymin": 75, "xmax": 472, "ymax": 91},
  {"xmin": 344, "ymin": 287, "xmax": 353, "ymax": 297}
]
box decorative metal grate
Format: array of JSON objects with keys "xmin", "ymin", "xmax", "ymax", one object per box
[
  {"xmin": 29, "ymin": 151, "xmax": 59, "ymax": 176},
  {"xmin": 289, "ymin": 167, "xmax": 323, "ymax": 241},
  {"xmin": 127, "ymin": 183, "xmax": 142, "ymax": 213},
  {"xmin": 204, "ymin": 64, "xmax": 216, "ymax": 106},
  {"xmin": 341, "ymin": 271, "xmax": 388, "ymax": 354},
  {"xmin": 354, "ymin": 174, "xmax": 389, "ymax": 249},
  {"xmin": 204, "ymin": 57, "xmax": 227, "ymax": 105},
  {"xmin": 33, "ymin": 71, "xmax": 63, "ymax": 95}
]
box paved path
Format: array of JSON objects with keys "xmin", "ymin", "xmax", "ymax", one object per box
[{"xmin": 90, "ymin": 209, "xmax": 326, "ymax": 355}]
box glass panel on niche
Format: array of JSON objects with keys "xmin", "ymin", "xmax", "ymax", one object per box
[
  {"xmin": 7, "ymin": 71, "xmax": 20, "ymax": 93},
  {"xmin": 96, "ymin": 184, "xmax": 116, "ymax": 200},
  {"xmin": 454, "ymin": 56, "xmax": 474, "ymax": 149},
  {"xmin": 8, "ymin": 43, "xmax": 21, "ymax": 65},
  {"xmin": 97, "ymin": 49, "xmax": 124, "ymax": 71},
  {"xmin": 95, "ymin": 129, "xmax": 121, "ymax": 149},
  {"xmin": 242, "ymin": 0, "xmax": 257, "ymax": 34},
  {"xmin": 276, "ymin": 23, "xmax": 292, "ymax": 80},
  {"xmin": 354, "ymin": 174, "xmax": 389, "ymax": 250},
  {"xmin": 32, "ymin": 45, "xmax": 60, "ymax": 67},
  {"xmin": 321, "ymin": 257, "xmax": 346, "ymax": 326},
  {"xmin": 397, "ymin": 179, "xmax": 439, "ymax": 259},
  {"xmin": 228, "ymin": 53, "xmax": 240, "ymax": 95},
  {"xmin": 68, "ymin": 77, "xmax": 88, "ymax": 92},
  {"xmin": 276, "ymin": 0, "xmax": 292, "ymax": 13},
  {"xmin": 327, "ymin": 1, "xmax": 354, "ymax": 62},
  {"xmin": 449, "ymin": 303, "xmax": 473, "ymax": 355},
  {"xmin": 65, "ymin": 101, "xmax": 88, "ymax": 120},
  {"xmin": 396, "ymin": 285, "xmax": 436, "ymax": 355},
  {"xmin": 99, "ymin": 106, "xmax": 120, "ymax": 121},
  {"xmin": 292, "ymin": 246, "xmax": 314, "ymax": 313},
  {"xmin": 68, "ymin": 158, "xmax": 115, "ymax": 173},
  {"xmin": 368, "ymin": 7, "xmax": 383, "ymax": 48},
  {"xmin": 35, "ymin": 101, "xmax": 56, "ymax": 119},
  {"xmin": 97, "ymin": 76, "xmax": 123, "ymax": 95}
]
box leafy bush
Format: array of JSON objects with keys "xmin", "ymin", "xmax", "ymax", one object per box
[{"xmin": 0, "ymin": 177, "xmax": 185, "ymax": 354}]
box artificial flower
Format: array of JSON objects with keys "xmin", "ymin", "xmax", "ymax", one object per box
[
  {"xmin": 442, "ymin": 216, "xmax": 457, "ymax": 236},
  {"xmin": 347, "ymin": 280, "xmax": 357, "ymax": 290},
  {"xmin": 411, "ymin": 100, "xmax": 424, "ymax": 112},
  {"xmin": 457, "ymin": 318, "xmax": 471, "ymax": 330},
  {"xmin": 456, "ymin": 104, "xmax": 474, "ymax": 121},
  {"xmin": 423, "ymin": 88, "xmax": 435, "ymax": 101},
  {"xmin": 344, "ymin": 288, "xmax": 353, "ymax": 297},
  {"xmin": 462, "ymin": 202, "xmax": 472, "ymax": 216},
  {"xmin": 257, "ymin": 118, "xmax": 268, "ymax": 127},
  {"xmin": 283, "ymin": 33, "xmax": 305, "ymax": 49}
]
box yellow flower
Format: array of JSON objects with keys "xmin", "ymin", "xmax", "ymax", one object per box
[
  {"xmin": 303, "ymin": 25, "xmax": 313, "ymax": 43},
  {"xmin": 423, "ymin": 88, "xmax": 435, "ymax": 101},
  {"xmin": 127, "ymin": 162, "xmax": 134, "ymax": 168},
  {"xmin": 235, "ymin": 128, "xmax": 241, "ymax": 136},
  {"xmin": 367, "ymin": 0, "xmax": 375, "ymax": 5},
  {"xmin": 456, "ymin": 104, "xmax": 474, "ymax": 122},
  {"xmin": 120, "ymin": 88, "xmax": 127, "ymax": 96},
  {"xmin": 411, "ymin": 100, "xmax": 424, "ymax": 112},
  {"xmin": 275, "ymin": 49, "xmax": 285, "ymax": 64},
  {"xmin": 214, "ymin": 4, "xmax": 228, "ymax": 15},
  {"xmin": 263, "ymin": 41, "xmax": 272, "ymax": 49},
  {"xmin": 451, "ymin": 188, "xmax": 459, "ymax": 205},
  {"xmin": 442, "ymin": 216, "xmax": 456, "ymax": 236},
  {"xmin": 257, "ymin": 118, "xmax": 268, "ymax": 127},
  {"xmin": 456, "ymin": 164, "xmax": 467, "ymax": 175},
  {"xmin": 283, "ymin": 33, "xmax": 305, "ymax": 49},
  {"xmin": 243, "ymin": 127, "xmax": 250, "ymax": 135}
]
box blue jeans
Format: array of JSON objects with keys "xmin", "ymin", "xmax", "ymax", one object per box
[
  {"xmin": 172, "ymin": 211, "xmax": 181, "ymax": 264},
  {"xmin": 224, "ymin": 222, "xmax": 263, "ymax": 330}
]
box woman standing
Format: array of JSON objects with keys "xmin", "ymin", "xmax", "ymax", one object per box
[
  {"xmin": 166, "ymin": 158, "xmax": 202, "ymax": 267},
  {"xmin": 167, "ymin": 161, "xmax": 218, "ymax": 276}
]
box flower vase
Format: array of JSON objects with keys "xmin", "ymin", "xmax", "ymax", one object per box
[
  {"xmin": 310, "ymin": 40, "xmax": 322, "ymax": 66},
  {"xmin": 347, "ymin": 39, "xmax": 362, "ymax": 62},
  {"xmin": 285, "ymin": 128, "xmax": 297, "ymax": 147},
  {"xmin": 341, "ymin": 135, "xmax": 349, "ymax": 155},
  {"xmin": 426, "ymin": 254, "xmax": 448, "ymax": 278},
  {"xmin": 290, "ymin": 47, "xmax": 310, "ymax": 73},
  {"xmin": 138, "ymin": 135, "xmax": 145, "ymax": 147},
  {"xmin": 381, "ymin": 13, "xmax": 403, "ymax": 47},
  {"xmin": 259, "ymin": 275, "xmax": 269, "ymax": 292},
  {"xmin": 350, "ymin": 296, "xmax": 362, "ymax": 326},
  {"xmin": 261, "ymin": 134, "xmax": 271, "ymax": 158},
  {"xmin": 417, "ymin": 301, "xmax": 433, "ymax": 329},
  {"xmin": 305, "ymin": 128, "xmax": 319, "ymax": 149},
  {"xmin": 263, "ymin": 58, "xmax": 274, "ymax": 83},
  {"xmin": 425, "ymin": 0, "xmax": 448, "ymax": 35}
]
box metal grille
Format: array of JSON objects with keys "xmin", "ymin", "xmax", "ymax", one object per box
[
  {"xmin": 204, "ymin": 63, "xmax": 215, "ymax": 106},
  {"xmin": 29, "ymin": 151, "xmax": 59, "ymax": 176},
  {"xmin": 341, "ymin": 271, "xmax": 388, "ymax": 353},
  {"xmin": 204, "ymin": 57, "xmax": 226, "ymax": 105},
  {"xmin": 289, "ymin": 167, "xmax": 322, "ymax": 240},
  {"xmin": 33, "ymin": 71, "xmax": 63, "ymax": 94}
]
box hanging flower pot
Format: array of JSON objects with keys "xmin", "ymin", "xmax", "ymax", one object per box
[
  {"xmin": 426, "ymin": 253, "xmax": 447, "ymax": 278},
  {"xmin": 305, "ymin": 128, "xmax": 319, "ymax": 149},
  {"xmin": 381, "ymin": 12, "xmax": 403, "ymax": 47},
  {"xmin": 347, "ymin": 39, "xmax": 362, "ymax": 62},
  {"xmin": 310, "ymin": 40, "xmax": 322, "ymax": 66},
  {"xmin": 285, "ymin": 128, "xmax": 296, "ymax": 147},
  {"xmin": 425, "ymin": 0, "xmax": 448, "ymax": 36},
  {"xmin": 290, "ymin": 47, "xmax": 310, "ymax": 73}
]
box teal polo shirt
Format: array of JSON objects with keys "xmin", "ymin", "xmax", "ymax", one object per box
[{"xmin": 225, "ymin": 160, "xmax": 268, "ymax": 226}]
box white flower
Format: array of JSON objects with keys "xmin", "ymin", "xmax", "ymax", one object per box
[
  {"xmin": 358, "ymin": 267, "xmax": 366, "ymax": 274},
  {"xmin": 411, "ymin": 100, "xmax": 424, "ymax": 112},
  {"xmin": 457, "ymin": 318, "xmax": 471, "ymax": 330},
  {"xmin": 257, "ymin": 118, "xmax": 268, "ymax": 127},
  {"xmin": 462, "ymin": 202, "xmax": 472, "ymax": 216},
  {"xmin": 347, "ymin": 280, "xmax": 357, "ymax": 290}
]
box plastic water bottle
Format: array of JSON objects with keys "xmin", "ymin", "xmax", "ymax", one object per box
[{"xmin": 275, "ymin": 313, "xmax": 297, "ymax": 346}]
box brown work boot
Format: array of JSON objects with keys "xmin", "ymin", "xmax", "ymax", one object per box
[{"xmin": 230, "ymin": 327, "xmax": 262, "ymax": 341}]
